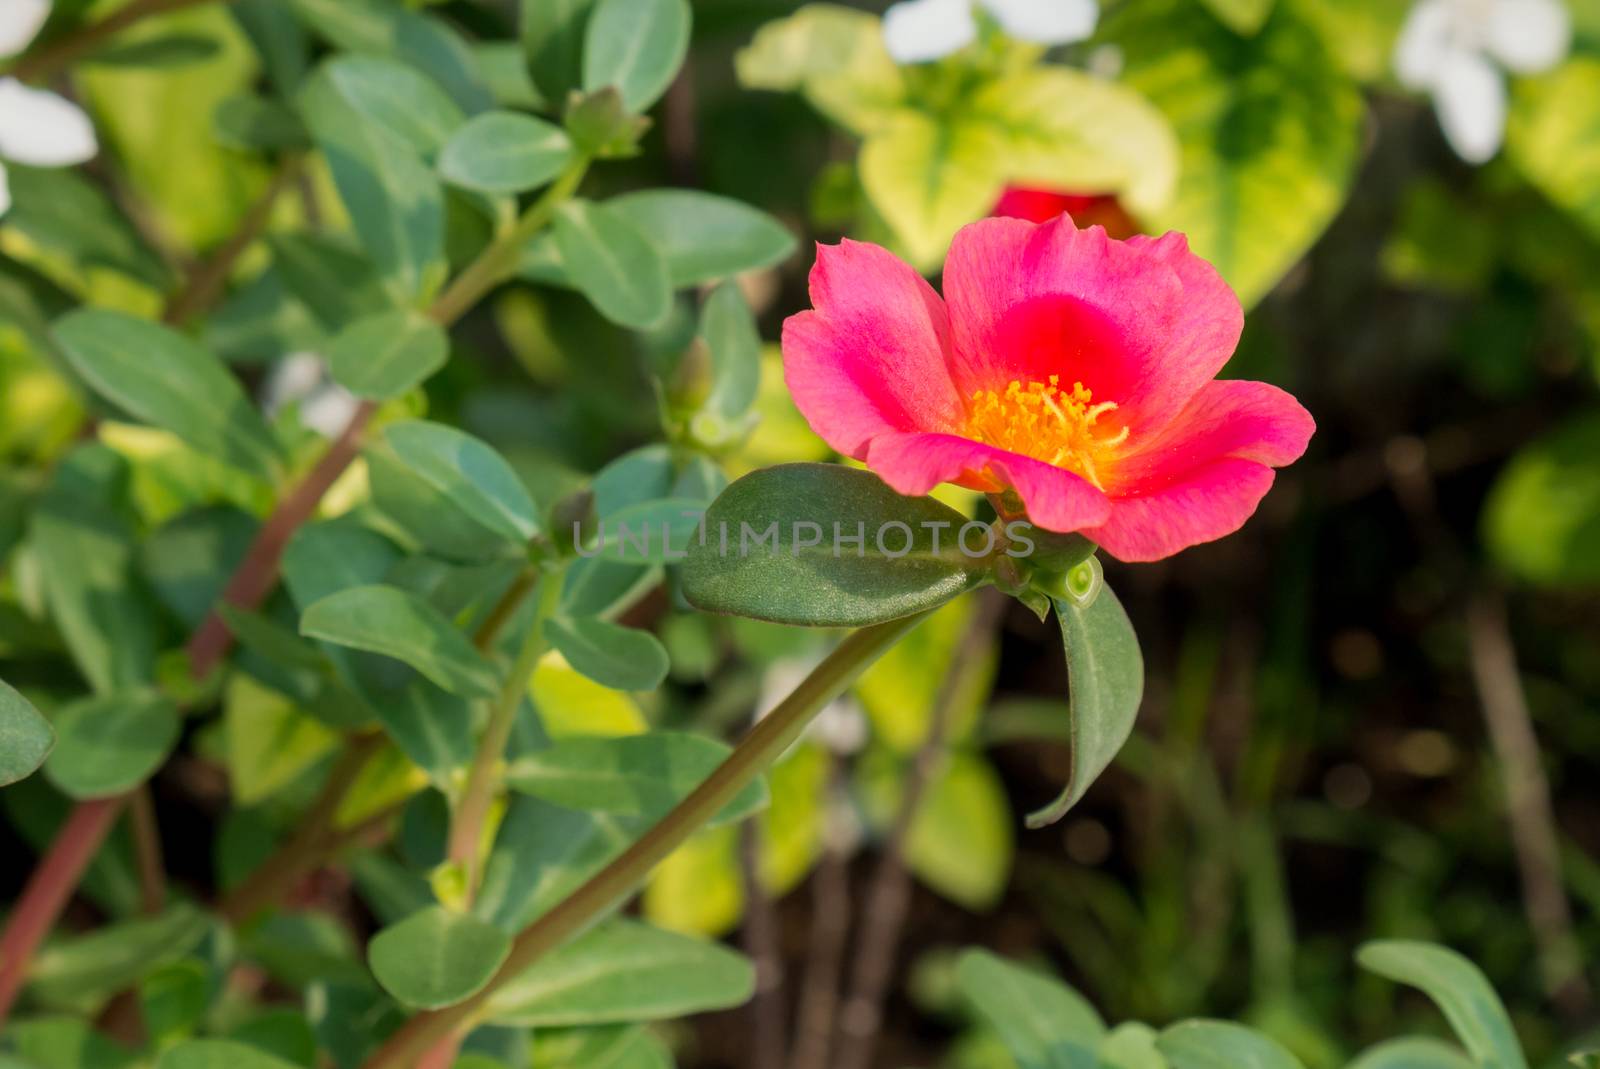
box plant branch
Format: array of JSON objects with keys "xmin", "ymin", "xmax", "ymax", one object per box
[
  {"xmin": 835, "ymin": 591, "xmax": 1003, "ymax": 1069},
  {"xmin": 217, "ymin": 733, "xmax": 388, "ymax": 925},
  {"xmin": 0, "ymin": 797, "xmax": 125, "ymax": 1022},
  {"xmin": 448, "ymin": 571, "xmax": 558, "ymax": 896},
  {"xmin": 128, "ymin": 786, "xmax": 166, "ymax": 915},
  {"xmin": 164, "ymin": 155, "xmax": 304, "ymax": 327},
  {"xmin": 740, "ymin": 821, "xmax": 787, "ymax": 1069},
  {"xmin": 7, "ymin": 0, "xmax": 226, "ymax": 82},
  {"xmin": 360, "ymin": 612, "xmax": 930, "ymax": 1069},
  {"xmin": 1465, "ymin": 589, "xmax": 1591, "ymax": 1017}
]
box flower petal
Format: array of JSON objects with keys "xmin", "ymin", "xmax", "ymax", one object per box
[
  {"xmin": 781, "ymin": 239, "xmax": 966, "ymax": 459},
  {"xmin": 1486, "ymin": 0, "xmax": 1570, "ymax": 73},
  {"xmin": 882, "ymin": 0, "xmax": 977, "ymax": 64},
  {"xmin": 1394, "ymin": 0, "xmax": 1454, "ymax": 88},
  {"xmin": 0, "ymin": 0, "xmax": 49, "ymax": 59},
  {"xmin": 1083, "ymin": 458, "xmax": 1278, "ymax": 562},
  {"xmin": 1082, "ymin": 379, "xmax": 1313, "ymax": 561},
  {"xmin": 866, "ymin": 431, "xmax": 1112, "ymax": 532},
  {"xmin": 1432, "ymin": 49, "xmax": 1506, "ymax": 164},
  {"xmin": 941, "ymin": 214, "xmax": 1243, "ymax": 436},
  {"xmin": 0, "ymin": 78, "xmax": 98, "ymax": 167},
  {"xmin": 1112, "ymin": 379, "xmax": 1315, "ymax": 485},
  {"xmin": 979, "ymin": 0, "xmax": 1098, "ymax": 45}
]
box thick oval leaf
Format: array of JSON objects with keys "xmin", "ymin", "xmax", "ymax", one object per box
[
  {"xmin": 1508, "ymin": 58, "xmax": 1600, "ymax": 243},
  {"xmin": 523, "ymin": 0, "xmax": 595, "ymax": 101},
  {"xmin": 44, "ymin": 691, "xmax": 181, "ymax": 799},
  {"xmin": 290, "ymin": 0, "xmax": 493, "ymax": 113},
  {"xmin": 610, "ymin": 190, "xmax": 796, "ymax": 286},
  {"xmin": 53, "ymin": 310, "xmax": 281, "ymax": 479},
  {"xmin": 589, "ymin": 497, "xmax": 707, "ymax": 564},
  {"xmin": 1348, "ymin": 1038, "xmax": 1476, "ymax": 1069},
  {"xmin": 27, "ymin": 905, "xmax": 211, "ymax": 1013},
  {"xmin": 552, "ymin": 200, "xmax": 672, "ymax": 330},
  {"xmin": 505, "ymin": 732, "xmax": 768, "ymax": 825},
  {"xmin": 1025, "ymin": 585, "xmax": 1145, "ymax": 828},
  {"xmin": 300, "ymin": 585, "xmax": 499, "ymax": 699},
  {"xmin": 681, "ymin": 463, "xmax": 989, "ymax": 627},
  {"xmin": 213, "ymin": 94, "xmax": 310, "ymax": 153},
  {"xmin": 0, "ymin": 680, "xmax": 54, "ymax": 787},
  {"xmin": 380, "ymin": 420, "xmax": 541, "ymax": 544},
  {"xmin": 956, "ymin": 950, "xmax": 1105, "ymax": 1069},
  {"xmin": 543, "ymin": 616, "xmax": 670, "ymax": 691},
  {"xmin": 1100, "ymin": 1023, "xmax": 1167, "ymax": 1069},
  {"xmin": 158, "ymin": 1040, "xmax": 303, "ymax": 1069},
  {"xmin": 1356, "ymin": 941, "xmax": 1528, "ymax": 1069},
  {"xmin": 439, "ymin": 111, "xmax": 574, "ymax": 194},
  {"xmin": 326, "ymin": 310, "xmax": 449, "ymax": 401},
  {"xmin": 368, "ymin": 906, "xmax": 512, "ymax": 1009},
  {"xmin": 1103, "ymin": 0, "xmax": 1363, "ymax": 307},
  {"xmin": 487, "ymin": 919, "xmax": 754, "ymax": 1026},
  {"xmin": 298, "ymin": 60, "xmax": 446, "ymax": 302},
  {"xmin": 317, "ymin": 53, "xmax": 465, "ymax": 156},
  {"xmin": 697, "ymin": 281, "xmax": 761, "ymax": 430},
  {"xmin": 581, "ymin": 0, "xmax": 691, "ymax": 113},
  {"xmin": 1157, "ymin": 1021, "xmax": 1306, "ymax": 1069}
]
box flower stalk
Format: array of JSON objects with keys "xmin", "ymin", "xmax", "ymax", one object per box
[{"xmin": 360, "ymin": 611, "xmax": 931, "ymax": 1069}]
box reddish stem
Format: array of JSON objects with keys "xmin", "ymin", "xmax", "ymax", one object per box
[
  {"xmin": 0, "ymin": 798, "xmax": 125, "ymax": 1021},
  {"xmin": 186, "ymin": 400, "xmax": 376, "ymax": 678}
]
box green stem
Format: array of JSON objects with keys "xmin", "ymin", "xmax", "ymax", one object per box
[
  {"xmin": 426, "ymin": 157, "xmax": 590, "ymax": 327},
  {"xmin": 447, "ymin": 571, "xmax": 563, "ymax": 896},
  {"xmin": 361, "ymin": 610, "xmax": 930, "ymax": 1069}
]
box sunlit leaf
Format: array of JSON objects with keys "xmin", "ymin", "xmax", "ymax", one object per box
[
  {"xmin": 1356, "ymin": 942, "xmax": 1528, "ymax": 1069},
  {"xmin": 300, "ymin": 584, "xmax": 500, "ymax": 699},
  {"xmin": 956, "ymin": 950, "xmax": 1105, "ymax": 1069}
]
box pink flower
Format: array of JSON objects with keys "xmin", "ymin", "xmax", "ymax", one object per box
[
  {"xmin": 781, "ymin": 215, "xmax": 1314, "ymax": 562},
  {"xmin": 992, "ymin": 186, "xmax": 1140, "ymax": 240}
]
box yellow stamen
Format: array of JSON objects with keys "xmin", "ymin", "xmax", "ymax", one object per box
[{"xmin": 965, "ymin": 375, "xmax": 1129, "ymax": 491}]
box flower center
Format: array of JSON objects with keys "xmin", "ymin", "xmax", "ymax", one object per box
[{"xmin": 966, "ymin": 376, "xmax": 1129, "ymax": 491}]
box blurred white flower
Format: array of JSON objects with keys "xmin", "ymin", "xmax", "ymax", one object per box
[
  {"xmin": 883, "ymin": 0, "xmax": 1098, "ymax": 64},
  {"xmin": 264, "ymin": 353, "xmax": 362, "ymax": 439},
  {"xmin": 0, "ymin": 1, "xmax": 99, "ymax": 218},
  {"xmin": 756, "ymin": 657, "xmax": 869, "ymax": 755},
  {"xmin": 1395, "ymin": 0, "xmax": 1571, "ymax": 163}
]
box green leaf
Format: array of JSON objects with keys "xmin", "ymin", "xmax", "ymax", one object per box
[
  {"xmin": 1356, "ymin": 941, "xmax": 1528, "ymax": 1069},
  {"xmin": 140, "ymin": 961, "xmax": 212, "ymax": 1047},
  {"xmin": 543, "ymin": 616, "xmax": 670, "ymax": 691},
  {"xmin": 29, "ymin": 446, "xmax": 159, "ymax": 694},
  {"xmin": 968, "ymin": 67, "xmax": 1179, "ymax": 223},
  {"xmin": 440, "ymin": 111, "xmax": 575, "ymax": 195},
  {"xmin": 734, "ymin": 4, "xmax": 906, "ymax": 136},
  {"xmin": 1100, "ymin": 1023, "xmax": 1167, "ymax": 1069},
  {"xmin": 54, "ymin": 310, "xmax": 281, "ymax": 480},
  {"xmin": 326, "ymin": 310, "xmax": 449, "ymax": 401},
  {"xmin": 696, "ymin": 282, "xmax": 762, "ymax": 433},
  {"xmin": 552, "ymin": 200, "xmax": 673, "ymax": 330},
  {"xmin": 300, "ymin": 584, "xmax": 499, "ymax": 699},
  {"xmin": 368, "ymin": 906, "xmax": 512, "ymax": 1009},
  {"xmin": 1482, "ymin": 415, "xmax": 1600, "ymax": 587},
  {"xmin": 610, "ymin": 190, "xmax": 797, "ymax": 286},
  {"xmin": 213, "ymin": 93, "xmax": 311, "ymax": 153},
  {"xmin": 156, "ymin": 1040, "xmax": 303, "ymax": 1069},
  {"xmin": 376, "ymin": 420, "xmax": 541, "ymax": 546},
  {"xmin": 1025, "ymin": 585, "xmax": 1144, "ymax": 828},
  {"xmin": 581, "ymin": 0, "xmax": 691, "ymax": 113},
  {"xmin": 1508, "ymin": 58, "xmax": 1600, "ymax": 243},
  {"xmin": 1199, "ymin": 0, "xmax": 1277, "ymax": 35},
  {"xmin": 317, "ymin": 54, "xmax": 465, "ymax": 156},
  {"xmin": 268, "ymin": 231, "xmax": 392, "ymax": 332},
  {"xmin": 859, "ymin": 110, "xmax": 1006, "ymax": 270},
  {"xmin": 522, "ymin": 0, "xmax": 596, "ymax": 102},
  {"xmin": 506, "ymin": 732, "xmax": 768, "ymax": 825},
  {"xmin": 298, "ymin": 60, "xmax": 447, "ymax": 302},
  {"xmin": 1348, "ymin": 1038, "xmax": 1477, "ymax": 1069},
  {"xmin": 2, "ymin": 167, "xmax": 171, "ymax": 289},
  {"xmin": 89, "ymin": 32, "xmax": 222, "ymax": 68},
  {"xmin": 1103, "ymin": 0, "xmax": 1364, "ymax": 307},
  {"xmin": 288, "ymin": 0, "xmax": 492, "ymax": 112},
  {"xmin": 0, "ymin": 680, "xmax": 54, "ymax": 788},
  {"xmin": 955, "ymin": 950, "xmax": 1105, "ymax": 1069},
  {"xmin": 1157, "ymin": 1021, "xmax": 1306, "ymax": 1069},
  {"xmin": 28, "ymin": 905, "xmax": 212, "ymax": 1014},
  {"xmin": 682, "ymin": 463, "xmax": 989, "ymax": 627},
  {"xmin": 6, "ymin": 1016, "xmax": 136, "ymax": 1069},
  {"xmin": 44, "ymin": 691, "xmax": 181, "ymax": 799},
  {"xmin": 487, "ymin": 918, "xmax": 755, "ymax": 1026}
]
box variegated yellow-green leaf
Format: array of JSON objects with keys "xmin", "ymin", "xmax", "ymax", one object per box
[
  {"xmin": 1507, "ymin": 58, "xmax": 1600, "ymax": 243},
  {"xmin": 734, "ymin": 3, "xmax": 906, "ymax": 136}
]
